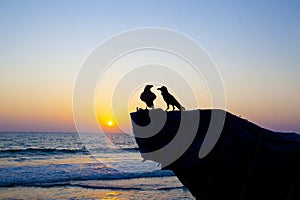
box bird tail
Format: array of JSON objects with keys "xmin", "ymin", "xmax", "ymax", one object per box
[
  {"xmin": 180, "ymin": 105, "xmax": 186, "ymax": 111},
  {"xmin": 175, "ymin": 101, "xmax": 185, "ymax": 111}
]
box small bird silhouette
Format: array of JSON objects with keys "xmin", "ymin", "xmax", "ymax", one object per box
[
  {"xmin": 140, "ymin": 85, "xmax": 156, "ymax": 109},
  {"xmin": 157, "ymin": 86, "xmax": 185, "ymax": 111}
]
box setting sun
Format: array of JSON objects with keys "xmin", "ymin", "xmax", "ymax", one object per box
[{"xmin": 107, "ymin": 121, "xmax": 113, "ymax": 126}]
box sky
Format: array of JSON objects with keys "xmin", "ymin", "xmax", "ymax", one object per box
[{"xmin": 0, "ymin": 0, "xmax": 299, "ymax": 133}]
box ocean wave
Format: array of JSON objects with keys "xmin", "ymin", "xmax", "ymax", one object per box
[
  {"xmin": 0, "ymin": 163, "xmax": 174, "ymax": 187},
  {"xmin": 0, "ymin": 148, "xmax": 89, "ymax": 155},
  {"xmin": 26, "ymin": 182, "xmax": 186, "ymax": 191},
  {"xmin": 119, "ymin": 147, "xmax": 139, "ymax": 152},
  {"xmin": 0, "ymin": 147, "xmax": 140, "ymax": 159}
]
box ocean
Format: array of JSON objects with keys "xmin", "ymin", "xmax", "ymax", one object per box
[{"xmin": 0, "ymin": 132, "xmax": 194, "ymax": 199}]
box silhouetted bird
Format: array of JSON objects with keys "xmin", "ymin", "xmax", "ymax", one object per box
[
  {"xmin": 157, "ymin": 86, "xmax": 185, "ymax": 111},
  {"xmin": 140, "ymin": 85, "xmax": 156, "ymax": 109}
]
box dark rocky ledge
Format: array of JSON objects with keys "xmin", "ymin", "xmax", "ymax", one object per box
[{"xmin": 130, "ymin": 109, "xmax": 300, "ymax": 200}]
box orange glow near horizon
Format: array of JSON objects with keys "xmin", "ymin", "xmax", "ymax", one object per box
[{"xmin": 96, "ymin": 112, "xmax": 123, "ymax": 133}]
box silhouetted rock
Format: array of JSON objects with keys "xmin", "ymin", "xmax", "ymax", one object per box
[{"xmin": 130, "ymin": 109, "xmax": 300, "ymax": 200}]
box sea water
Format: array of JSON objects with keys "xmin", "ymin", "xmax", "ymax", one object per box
[{"xmin": 0, "ymin": 132, "xmax": 194, "ymax": 199}]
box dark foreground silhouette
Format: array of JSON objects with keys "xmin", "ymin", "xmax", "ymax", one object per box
[
  {"xmin": 140, "ymin": 85, "xmax": 156, "ymax": 109},
  {"xmin": 130, "ymin": 109, "xmax": 300, "ymax": 200},
  {"xmin": 157, "ymin": 86, "xmax": 185, "ymax": 111}
]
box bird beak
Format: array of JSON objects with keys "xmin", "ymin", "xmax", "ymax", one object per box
[{"xmin": 157, "ymin": 87, "xmax": 161, "ymax": 91}]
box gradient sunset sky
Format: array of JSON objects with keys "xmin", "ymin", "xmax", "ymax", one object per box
[{"xmin": 0, "ymin": 0, "xmax": 299, "ymax": 133}]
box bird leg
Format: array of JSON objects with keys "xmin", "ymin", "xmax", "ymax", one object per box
[{"xmin": 166, "ymin": 104, "xmax": 169, "ymax": 111}]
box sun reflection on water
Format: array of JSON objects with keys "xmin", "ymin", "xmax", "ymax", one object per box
[{"xmin": 101, "ymin": 191, "xmax": 125, "ymax": 200}]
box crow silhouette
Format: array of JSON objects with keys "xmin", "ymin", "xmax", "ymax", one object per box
[
  {"xmin": 140, "ymin": 85, "xmax": 156, "ymax": 109},
  {"xmin": 157, "ymin": 86, "xmax": 185, "ymax": 111}
]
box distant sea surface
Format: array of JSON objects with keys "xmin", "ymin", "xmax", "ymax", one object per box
[{"xmin": 0, "ymin": 132, "xmax": 193, "ymax": 199}]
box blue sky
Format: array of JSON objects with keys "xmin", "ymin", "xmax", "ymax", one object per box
[{"xmin": 0, "ymin": 0, "xmax": 299, "ymax": 132}]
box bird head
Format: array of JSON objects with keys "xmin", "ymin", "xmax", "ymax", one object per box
[
  {"xmin": 145, "ymin": 85, "xmax": 154, "ymax": 90},
  {"xmin": 157, "ymin": 86, "xmax": 167, "ymax": 93}
]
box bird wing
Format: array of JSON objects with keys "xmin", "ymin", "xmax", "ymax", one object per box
[
  {"xmin": 141, "ymin": 92, "xmax": 156, "ymax": 102},
  {"xmin": 140, "ymin": 92, "xmax": 156, "ymax": 107},
  {"xmin": 167, "ymin": 94, "xmax": 178, "ymax": 104}
]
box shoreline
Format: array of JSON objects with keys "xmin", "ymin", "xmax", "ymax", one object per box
[{"xmin": 0, "ymin": 177, "xmax": 194, "ymax": 200}]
